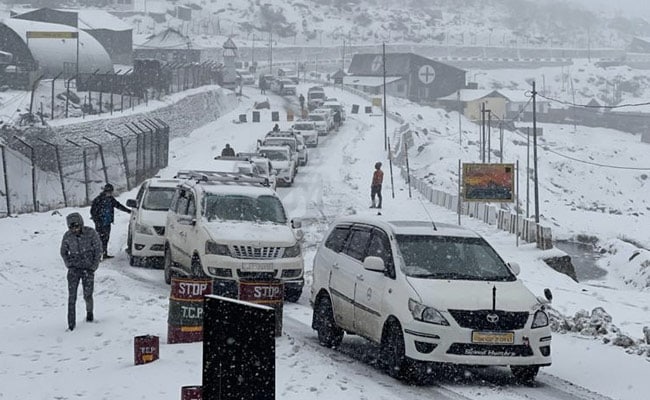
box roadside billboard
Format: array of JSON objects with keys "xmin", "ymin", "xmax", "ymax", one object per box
[{"xmin": 462, "ymin": 163, "xmax": 514, "ymax": 202}]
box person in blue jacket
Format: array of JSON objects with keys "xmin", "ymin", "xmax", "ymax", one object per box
[{"xmin": 90, "ymin": 183, "xmax": 131, "ymax": 259}]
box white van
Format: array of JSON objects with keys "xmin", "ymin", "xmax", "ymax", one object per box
[
  {"xmin": 126, "ymin": 178, "xmax": 180, "ymax": 266},
  {"xmin": 311, "ymin": 216, "xmax": 552, "ymax": 383}
]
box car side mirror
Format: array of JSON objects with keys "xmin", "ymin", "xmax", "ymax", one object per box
[
  {"xmin": 363, "ymin": 256, "xmax": 385, "ymax": 272},
  {"xmin": 544, "ymin": 288, "xmax": 553, "ymax": 303},
  {"xmin": 507, "ymin": 261, "xmax": 521, "ymax": 276},
  {"xmin": 291, "ymin": 218, "xmax": 302, "ymax": 229},
  {"xmin": 126, "ymin": 199, "xmax": 137, "ymax": 208}
]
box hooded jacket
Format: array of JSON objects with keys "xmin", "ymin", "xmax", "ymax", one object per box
[
  {"xmin": 90, "ymin": 192, "xmax": 131, "ymax": 227},
  {"xmin": 60, "ymin": 213, "xmax": 103, "ymax": 271}
]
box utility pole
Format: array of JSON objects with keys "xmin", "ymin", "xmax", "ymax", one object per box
[
  {"xmin": 382, "ymin": 42, "xmax": 388, "ymax": 151},
  {"xmin": 532, "ymin": 81, "xmax": 540, "ymax": 224},
  {"xmin": 269, "ymin": 29, "xmax": 273, "ymax": 75},
  {"xmin": 487, "ymin": 111, "xmax": 492, "ymax": 163},
  {"xmin": 457, "ymin": 90, "xmax": 462, "ymax": 148},
  {"xmin": 480, "ymin": 102, "xmax": 485, "ymax": 162}
]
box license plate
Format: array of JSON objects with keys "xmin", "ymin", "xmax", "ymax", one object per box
[
  {"xmin": 242, "ymin": 263, "xmax": 274, "ymax": 272},
  {"xmin": 471, "ymin": 331, "xmax": 514, "ymax": 344}
]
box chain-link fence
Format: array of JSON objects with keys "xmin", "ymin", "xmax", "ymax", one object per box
[{"xmin": 0, "ymin": 118, "xmax": 169, "ymax": 216}]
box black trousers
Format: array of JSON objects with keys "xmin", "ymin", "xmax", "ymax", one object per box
[
  {"xmin": 95, "ymin": 224, "xmax": 111, "ymax": 255},
  {"xmin": 67, "ymin": 268, "xmax": 94, "ymax": 327},
  {"xmin": 371, "ymin": 184, "xmax": 382, "ymax": 208}
]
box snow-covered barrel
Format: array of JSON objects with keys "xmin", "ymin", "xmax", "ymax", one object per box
[
  {"xmin": 168, "ymin": 277, "xmax": 212, "ymax": 344},
  {"xmin": 180, "ymin": 385, "xmax": 202, "ymax": 400}
]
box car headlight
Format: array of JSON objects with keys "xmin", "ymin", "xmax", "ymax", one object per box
[
  {"xmin": 531, "ymin": 310, "xmax": 550, "ymax": 328},
  {"xmin": 205, "ymin": 240, "xmax": 230, "ymax": 256},
  {"xmin": 135, "ymin": 222, "xmax": 154, "ymax": 235},
  {"xmin": 408, "ymin": 298, "xmax": 450, "ymax": 326},
  {"xmin": 283, "ymin": 242, "xmax": 301, "ymax": 258}
]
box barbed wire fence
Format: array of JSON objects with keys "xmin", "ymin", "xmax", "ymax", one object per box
[{"xmin": 0, "ymin": 118, "xmax": 169, "ymax": 217}]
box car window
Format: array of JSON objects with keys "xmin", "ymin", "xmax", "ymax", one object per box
[
  {"xmin": 135, "ymin": 183, "xmax": 146, "ymax": 205},
  {"xmin": 395, "ymin": 235, "xmax": 515, "ymax": 281},
  {"xmin": 344, "ymin": 227, "xmax": 372, "ymax": 262},
  {"xmin": 325, "ymin": 226, "xmax": 351, "ymax": 252},
  {"xmin": 143, "ymin": 187, "xmax": 176, "ymax": 211},
  {"xmin": 169, "ymin": 188, "xmax": 180, "ymax": 212},
  {"xmin": 186, "ymin": 193, "xmax": 196, "ymax": 217},
  {"xmin": 367, "ymin": 229, "xmax": 395, "ymax": 277},
  {"xmin": 175, "ymin": 189, "xmax": 190, "ymax": 214},
  {"xmin": 204, "ymin": 194, "xmax": 287, "ymax": 224}
]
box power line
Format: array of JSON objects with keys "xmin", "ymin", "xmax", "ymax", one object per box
[
  {"xmin": 510, "ymin": 129, "xmax": 650, "ymax": 170},
  {"xmin": 536, "ymin": 93, "xmax": 650, "ymax": 110}
]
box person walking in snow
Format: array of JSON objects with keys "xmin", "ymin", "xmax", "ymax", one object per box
[
  {"xmin": 90, "ymin": 183, "xmax": 131, "ymax": 259},
  {"xmin": 370, "ymin": 162, "xmax": 384, "ymax": 209},
  {"xmin": 60, "ymin": 212, "xmax": 103, "ymax": 331}
]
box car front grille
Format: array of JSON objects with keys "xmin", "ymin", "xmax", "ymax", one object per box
[
  {"xmin": 447, "ymin": 343, "xmax": 534, "ymax": 357},
  {"xmin": 448, "ymin": 310, "xmax": 530, "ymax": 330},
  {"xmin": 231, "ymin": 245, "xmax": 282, "ymax": 259},
  {"xmin": 237, "ymin": 270, "xmax": 278, "ymax": 280},
  {"xmin": 153, "ymin": 226, "xmax": 165, "ymax": 236}
]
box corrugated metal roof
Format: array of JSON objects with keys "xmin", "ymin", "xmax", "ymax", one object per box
[{"xmin": 136, "ymin": 28, "xmax": 196, "ymax": 50}]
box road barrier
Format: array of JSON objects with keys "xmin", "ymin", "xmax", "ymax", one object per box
[{"xmin": 168, "ymin": 277, "xmax": 212, "ymax": 344}]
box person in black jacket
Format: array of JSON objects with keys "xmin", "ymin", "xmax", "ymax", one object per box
[
  {"xmin": 90, "ymin": 183, "xmax": 131, "ymax": 259},
  {"xmin": 221, "ymin": 143, "xmax": 235, "ymax": 157},
  {"xmin": 60, "ymin": 212, "xmax": 103, "ymax": 331}
]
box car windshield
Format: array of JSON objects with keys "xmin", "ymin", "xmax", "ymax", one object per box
[
  {"xmin": 309, "ymin": 115, "xmax": 325, "ymax": 121},
  {"xmin": 310, "ymin": 92, "xmax": 325, "ymax": 99},
  {"xmin": 204, "ymin": 194, "xmax": 287, "ymax": 224},
  {"xmin": 262, "ymin": 150, "xmax": 288, "ymax": 161},
  {"xmin": 294, "ymin": 123, "xmax": 314, "ymax": 130},
  {"xmin": 395, "ymin": 235, "xmax": 515, "ymax": 281},
  {"xmin": 142, "ymin": 187, "xmax": 176, "ymax": 211}
]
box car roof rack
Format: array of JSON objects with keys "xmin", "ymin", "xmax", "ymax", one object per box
[
  {"xmin": 214, "ymin": 155, "xmax": 252, "ymax": 161},
  {"xmin": 175, "ymin": 170, "xmax": 269, "ymax": 187}
]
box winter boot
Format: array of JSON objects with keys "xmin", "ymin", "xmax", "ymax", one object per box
[{"xmin": 86, "ymin": 312, "xmax": 94, "ymax": 322}]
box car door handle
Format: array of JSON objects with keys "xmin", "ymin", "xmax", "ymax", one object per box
[
  {"xmin": 332, "ymin": 263, "xmax": 339, "ymax": 269},
  {"xmin": 356, "ymin": 274, "xmax": 364, "ymax": 281}
]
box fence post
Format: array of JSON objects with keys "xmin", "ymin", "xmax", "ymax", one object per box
[
  {"xmin": 12, "ymin": 136, "xmax": 38, "ymax": 212},
  {"xmin": 133, "ymin": 121, "xmax": 152, "ymax": 175},
  {"xmin": 66, "ymin": 139, "xmax": 90, "ymax": 205},
  {"xmin": 37, "ymin": 138, "xmax": 67, "ymax": 208},
  {"xmin": 141, "ymin": 119, "xmax": 159, "ymax": 170},
  {"xmin": 82, "ymin": 136, "xmax": 109, "ymax": 186},
  {"xmin": 125, "ymin": 123, "xmax": 144, "ymax": 185},
  {"xmin": 154, "ymin": 118, "xmax": 170, "ymax": 167},
  {"xmin": 0, "ymin": 144, "xmax": 11, "ymax": 216},
  {"xmin": 105, "ymin": 130, "xmax": 131, "ymax": 190}
]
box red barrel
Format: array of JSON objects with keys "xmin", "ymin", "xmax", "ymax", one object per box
[
  {"xmin": 181, "ymin": 385, "xmax": 202, "ymax": 400},
  {"xmin": 238, "ymin": 280, "xmax": 284, "ymax": 337},
  {"xmin": 134, "ymin": 335, "xmax": 159, "ymax": 365},
  {"xmin": 168, "ymin": 277, "xmax": 212, "ymax": 344}
]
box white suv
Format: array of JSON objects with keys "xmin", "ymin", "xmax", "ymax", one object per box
[
  {"xmin": 126, "ymin": 178, "xmax": 180, "ymax": 267},
  {"xmin": 164, "ymin": 171, "xmax": 304, "ymax": 301},
  {"xmin": 291, "ymin": 121, "xmax": 319, "ymax": 147},
  {"xmin": 311, "ymin": 216, "xmax": 552, "ymax": 383}
]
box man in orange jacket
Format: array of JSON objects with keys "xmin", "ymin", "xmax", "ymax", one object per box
[{"xmin": 370, "ymin": 162, "xmax": 384, "ymax": 209}]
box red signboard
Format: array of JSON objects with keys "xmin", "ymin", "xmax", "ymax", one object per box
[{"xmin": 462, "ymin": 163, "xmax": 515, "ymax": 202}]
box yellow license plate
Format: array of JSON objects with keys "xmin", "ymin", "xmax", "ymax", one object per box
[{"xmin": 471, "ymin": 331, "xmax": 514, "ymax": 344}]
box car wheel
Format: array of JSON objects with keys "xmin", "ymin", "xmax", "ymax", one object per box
[
  {"xmin": 381, "ymin": 321, "xmax": 409, "ymax": 380},
  {"xmin": 314, "ymin": 295, "xmax": 343, "ymax": 347},
  {"xmin": 191, "ymin": 254, "xmax": 207, "ymax": 278},
  {"xmin": 284, "ymin": 286, "xmax": 302, "ymax": 303},
  {"xmin": 164, "ymin": 247, "xmax": 176, "ymax": 285},
  {"xmin": 511, "ymin": 365, "xmax": 540, "ymax": 384},
  {"xmin": 129, "ymin": 255, "xmax": 141, "ymax": 267}
]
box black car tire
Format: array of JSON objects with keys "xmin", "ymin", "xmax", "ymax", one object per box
[
  {"xmin": 381, "ymin": 321, "xmax": 409, "ymax": 380},
  {"xmin": 314, "ymin": 296, "xmax": 343, "ymax": 348},
  {"xmin": 284, "ymin": 286, "xmax": 302, "ymax": 303},
  {"xmin": 163, "ymin": 247, "xmax": 177, "ymax": 285}
]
